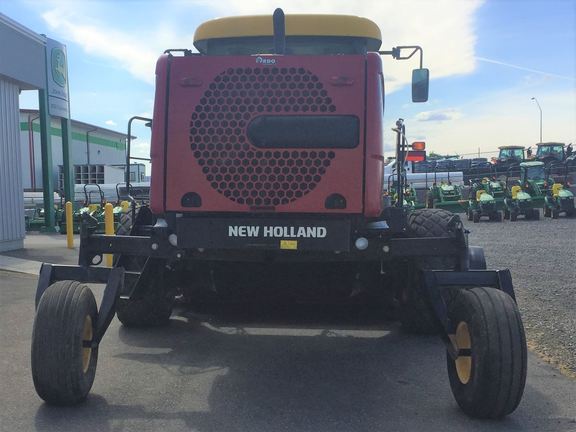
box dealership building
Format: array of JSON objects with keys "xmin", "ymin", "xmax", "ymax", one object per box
[{"xmin": 0, "ymin": 13, "xmax": 142, "ymax": 251}]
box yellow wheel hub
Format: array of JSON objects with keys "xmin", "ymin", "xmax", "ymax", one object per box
[
  {"xmin": 454, "ymin": 321, "xmax": 472, "ymax": 384},
  {"xmin": 82, "ymin": 315, "xmax": 93, "ymax": 373}
]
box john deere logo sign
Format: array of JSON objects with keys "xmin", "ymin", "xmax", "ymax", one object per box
[
  {"xmin": 46, "ymin": 38, "xmax": 70, "ymax": 118},
  {"xmin": 51, "ymin": 48, "xmax": 67, "ymax": 87}
]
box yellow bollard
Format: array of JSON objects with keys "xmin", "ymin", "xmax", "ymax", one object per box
[
  {"xmin": 104, "ymin": 203, "xmax": 114, "ymax": 267},
  {"xmin": 66, "ymin": 201, "xmax": 74, "ymax": 249}
]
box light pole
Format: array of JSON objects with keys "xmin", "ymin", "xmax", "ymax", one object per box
[{"xmin": 531, "ymin": 97, "xmax": 542, "ymax": 143}]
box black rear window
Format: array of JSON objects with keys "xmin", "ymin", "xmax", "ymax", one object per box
[
  {"xmin": 247, "ymin": 115, "xmax": 359, "ymax": 149},
  {"xmin": 198, "ymin": 36, "xmax": 380, "ymax": 55}
]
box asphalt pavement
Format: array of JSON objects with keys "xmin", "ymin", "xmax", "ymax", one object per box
[{"xmin": 1, "ymin": 268, "xmax": 575, "ymax": 432}]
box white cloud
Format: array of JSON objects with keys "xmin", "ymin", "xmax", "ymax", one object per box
[
  {"xmin": 41, "ymin": 9, "xmax": 195, "ymax": 84},
  {"xmin": 104, "ymin": 120, "xmax": 116, "ymax": 126},
  {"xmin": 204, "ymin": 0, "xmax": 483, "ymax": 91},
  {"xmin": 416, "ymin": 108, "xmax": 462, "ymax": 122},
  {"xmin": 41, "ymin": 0, "xmax": 483, "ymax": 92},
  {"xmin": 406, "ymin": 90, "xmax": 576, "ymax": 157},
  {"xmin": 476, "ymin": 57, "xmax": 575, "ymax": 81}
]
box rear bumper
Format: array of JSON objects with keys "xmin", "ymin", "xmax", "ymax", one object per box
[{"xmin": 78, "ymin": 213, "xmax": 467, "ymax": 264}]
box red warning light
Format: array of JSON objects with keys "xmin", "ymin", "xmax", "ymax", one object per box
[{"xmin": 411, "ymin": 141, "xmax": 426, "ymax": 151}]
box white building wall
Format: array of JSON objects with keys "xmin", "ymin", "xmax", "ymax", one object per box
[
  {"xmin": 19, "ymin": 113, "xmax": 127, "ymax": 190},
  {"xmin": 0, "ymin": 80, "xmax": 25, "ymax": 251}
]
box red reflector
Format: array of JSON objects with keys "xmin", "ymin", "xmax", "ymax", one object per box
[{"xmin": 406, "ymin": 150, "xmax": 426, "ymax": 162}]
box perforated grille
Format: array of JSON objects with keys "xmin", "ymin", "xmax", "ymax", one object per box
[{"xmin": 189, "ymin": 67, "xmax": 338, "ymax": 206}]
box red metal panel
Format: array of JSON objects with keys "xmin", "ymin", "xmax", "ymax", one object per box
[
  {"xmin": 159, "ymin": 55, "xmax": 366, "ymax": 214},
  {"xmin": 363, "ymin": 53, "xmax": 384, "ymax": 217},
  {"xmin": 150, "ymin": 54, "xmax": 170, "ymax": 214}
]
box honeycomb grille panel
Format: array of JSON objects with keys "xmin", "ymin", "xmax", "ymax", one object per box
[{"xmin": 189, "ymin": 67, "xmax": 338, "ymax": 207}]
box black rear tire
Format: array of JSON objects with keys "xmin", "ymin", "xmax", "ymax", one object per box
[
  {"xmin": 400, "ymin": 209, "xmax": 460, "ymax": 334},
  {"xmin": 32, "ymin": 281, "xmax": 98, "ymax": 405},
  {"xmin": 472, "ymin": 211, "xmax": 480, "ymax": 223},
  {"xmin": 552, "ymin": 209, "xmax": 560, "ymax": 219},
  {"xmin": 531, "ymin": 208, "xmax": 540, "ymax": 220},
  {"xmin": 446, "ymin": 287, "xmax": 527, "ymax": 419},
  {"xmin": 510, "ymin": 211, "xmax": 518, "ymax": 221}
]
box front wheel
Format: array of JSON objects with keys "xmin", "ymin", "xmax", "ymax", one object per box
[
  {"xmin": 32, "ymin": 281, "xmax": 98, "ymax": 405},
  {"xmin": 447, "ymin": 287, "xmax": 527, "ymax": 419}
]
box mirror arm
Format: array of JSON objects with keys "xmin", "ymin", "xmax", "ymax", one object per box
[{"xmin": 379, "ymin": 46, "xmax": 423, "ymax": 68}]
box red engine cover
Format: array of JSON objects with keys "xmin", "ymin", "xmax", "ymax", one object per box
[{"xmin": 150, "ymin": 54, "xmax": 381, "ymax": 215}]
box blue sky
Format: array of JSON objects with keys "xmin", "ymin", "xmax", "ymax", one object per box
[{"xmin": 1, "ymin": 0, "xmax": 574, "ymax": 160}]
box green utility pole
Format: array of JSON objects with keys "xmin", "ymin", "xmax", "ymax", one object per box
[
  {"xmin": 61, "ymin": 117, "xmax": 74, "ymax": 205},
  {"xmin": 38, "ymin": 89, "xmax": 56, "ymax": 232}
]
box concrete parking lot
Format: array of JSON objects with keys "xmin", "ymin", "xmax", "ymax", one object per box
[{"xmin": 0, "ymin": 222, "xmax": 575, "ymax": 432}]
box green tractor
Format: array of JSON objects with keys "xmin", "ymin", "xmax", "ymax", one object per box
[
  {"xmin": 426, "ymin": 171, "xmax": 464, "ymax": 213},
  {"xmin": 25, "ymin": 204, "xmax": 64, "ymax": 231},
  {"xmin": 485, "ymin": 176, "xmax": 506, "ymax": 211},
  {"xmin": 503, "ymin": 185, "xmax": 540, "ymax": 221},
  {"xmin": 502, "ymin": 164, "xmax": 540, "ymax": 221},
  {"xmin": 387, "ymin": 174, "xmax": 422, "ymax": 210},
  {"xmin": 60, "ymin": 184, "xmax": 107, "ymax": 234},
  {"xmin": 544, "ymin": 163, "xmax": 575, "ymax": 218},
  {"xmin": 467, "ymin": 178, "xmax": 503, "ymax": 222},
  {"xmin": 516, "ymin": 161, "xmax": 552, "ymax": 209}
]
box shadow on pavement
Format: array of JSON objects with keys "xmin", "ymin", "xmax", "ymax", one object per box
[{"xmin": 32, "ymin": 304, "xmax": 575, "ymax": 432}]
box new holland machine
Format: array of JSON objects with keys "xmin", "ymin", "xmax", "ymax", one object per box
[{"xmin": 31, "ymin": 10, "xmax": 527, "ymax": 419}]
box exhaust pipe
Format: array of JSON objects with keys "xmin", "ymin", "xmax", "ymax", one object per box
[{"xmin": 273, "ymin": 8, "xmax": 286, "ymax": 54}]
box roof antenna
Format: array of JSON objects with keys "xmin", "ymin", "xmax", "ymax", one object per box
[{"xmin": 273, "ymin": 8, "xmax": 286, "ymax": 54}]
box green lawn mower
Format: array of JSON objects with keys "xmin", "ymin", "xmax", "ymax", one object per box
[
  {"xmin": 467, "ymin": 178, "xmax": 503, "ymax": 222},
  {"xmin": 544, "ymin": 163, "xmax": 575, "ymax": 218}
]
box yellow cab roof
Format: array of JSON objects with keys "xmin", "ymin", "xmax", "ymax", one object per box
[{"xmin": 194, "ymin": 14, "xmax": 382, "ymax": 51}]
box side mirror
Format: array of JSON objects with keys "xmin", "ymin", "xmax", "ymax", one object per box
[{"xmin": 412, "ymin": 68, "xmax": 429, "ymax": 103}]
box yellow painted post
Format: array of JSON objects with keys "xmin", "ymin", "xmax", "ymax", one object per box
[
  {"xmin": 66, "ymin": 201, "xmax": 74, "ymax": 249},
  {"xmin": 104, "ymin": 203, "xmax": 114, "ymax": 267}
]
